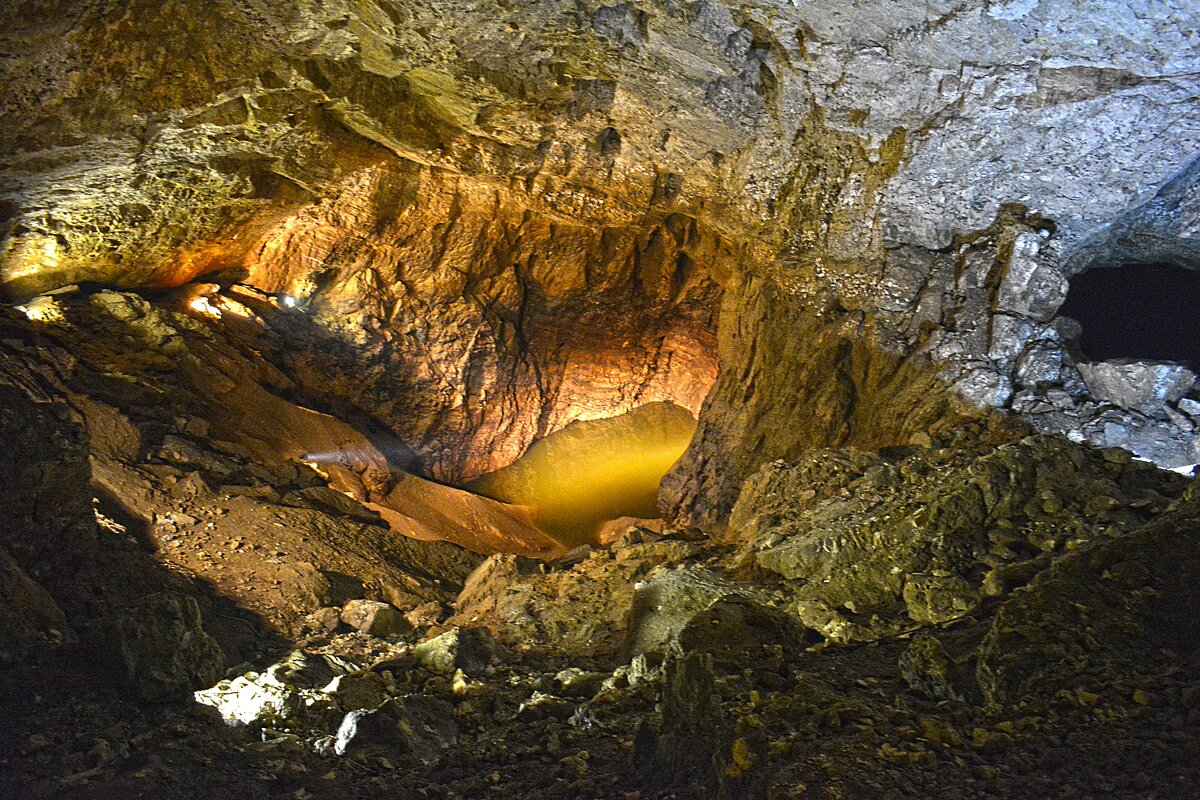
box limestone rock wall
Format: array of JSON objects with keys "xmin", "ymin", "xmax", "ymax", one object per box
[
  {"xmin": 252, "ymin": 168, "xmax": 726, "ymax": 481},
  {"xmin": 2, "ymin": 0, "xmax": 1198, "ymax": 522}
]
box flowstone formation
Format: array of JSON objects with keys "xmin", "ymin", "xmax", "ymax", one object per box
[{"xmin": 2, "ymin": 1, "xmax": 1200, "ymax": 798}]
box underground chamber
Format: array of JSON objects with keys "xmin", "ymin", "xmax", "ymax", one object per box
[{"xmin": 3, "ymin": 2, "xmax": 1200, "ymax": 799}]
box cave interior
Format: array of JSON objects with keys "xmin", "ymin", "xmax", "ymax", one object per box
[{"xmin": 2, "ymin": 1, "xmax": 1200, "ymax": 798}]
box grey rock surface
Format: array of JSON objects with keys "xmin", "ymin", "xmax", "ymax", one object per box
[
  {"xmin": 1076, "ymin": 360, "xmax": 1196, "ymax": 415},
  {"xmin": 626, "ymin": 566, "xmax": 747, "ymax": 657},
  {"xmin": 3, "ymin": 1, "xmax": 1200, "ymax": 507},
  {"xmin": 332, "ymin": 695, "xmax": 457, "ymax": 761}
]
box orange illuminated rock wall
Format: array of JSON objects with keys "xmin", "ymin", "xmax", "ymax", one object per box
[{"xmin": 226, "ymin": 164, "xmax": 728, "ymax": 483}]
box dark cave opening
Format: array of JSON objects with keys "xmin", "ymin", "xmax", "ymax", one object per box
[{"xmin": 1058, "ymin": 262, "xmax": 1200, "ymax": 368}]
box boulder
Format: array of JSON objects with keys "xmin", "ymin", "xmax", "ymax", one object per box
[
  {"xmin": 341, "ymin": 599, "xmax": 409, "ymax": 637},
  {"xmin": 449, "ymin": 552, "xmax": 644, "ymax": 658},
  {"xmin": 0, "ymin": 545, "xmax": 76, "ymax": 665},
  {"xmin": 332, "ymin": 695, "xmax": 457, "ymax": 762},
  {"xmin": 676, "ymin": 596, "xmax": 799, "ymax": 670},
  {"xmin": 743, "ymin": 436, "xmax": 1190, "ymax": 642},
  {"xmin": 515, "ymin": 691, "xmax": 576, "ymax": 721},
  {"xmin": 109, "ymin": 592, "xmax": 224, "ymax": 702},
  {"xmin": 627, "ymin": 566, "xmax": 748, "ymax": 657},
  {"xmin": 410, "ymin": 627, "xmax": 494, "ymax": 677},
  {"xmin": 902, "ymin": 574, "xmax": 981, "ymax": 625},
  {"xmin": 552, "ymin": 667, "xmax": 609, "ymax": 698},
  {"xmin": 634, "ymin": 649, "xmax": 722, "ymax": 790},
  {"xmin": 976, "ymin": 483, "xmax": 1200, "ymax": 705},
  {"xmin": 195, "ymin": 650, "xmax": 380, "ymax": 728},
  {"xmin": 898, "ymin": 633, "xmax": 959, "ymax": 701},
  {"xmin": 1077, "ymin": 360, "xmax": 1195, "ymax": 414}
]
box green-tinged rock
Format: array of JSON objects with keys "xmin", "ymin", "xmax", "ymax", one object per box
[
  {"xmin": 976, "ymin": 482, "xmax": 1200, "ymax": 705},
  {"xmin": 903, "ymin": 574, "xmax": 980, "ymax": 625},
  {"xmin": 918, "ymin": 716, "xmax": 964, "ymax": 747},
  {"xmin": 677, "ymin": 595, "xmax": 799, "ymax": 670},
  {"xmin": 739, "ymin": 436, "xmax": 1187, "ymax": 642},
  {"xmin": 635, "ymin": 649, "xmax": 722, "ymax": 789},
  {"xmin": 898, "ymin": 632, "xmax": 959, "ymax": 701},
  {"xmin": 109, "ymin": 592, "xmax": 224, "ymax": 702},
  {"xmin": 411, "ymin": 627, "xmax": 494, "ymax": 676}
]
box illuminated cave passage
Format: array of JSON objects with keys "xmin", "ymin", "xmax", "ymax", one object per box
[
  {"xmin": 1058, "ymin": 262, "xmax": 1200, "ymax": 368},
  {"xmin": 5, "ymin": 2, "xmax": 1200, "ymax": 799},
  {"xmin": 467, "ymin": 401, "xmax": 698, "ymax": 548}
]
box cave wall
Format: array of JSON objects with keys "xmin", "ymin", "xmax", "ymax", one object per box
[
  {"xmin": 2, "ymin": 0, "xmax": 1199, "ymax": 523},
  {"xmin": 245, "ymin": 166, "xmax": 727, "ymax": 481}
]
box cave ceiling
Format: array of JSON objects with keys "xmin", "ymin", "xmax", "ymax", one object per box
[{"xmin": 2, "ymin": 0, "xmax": 1199, "ymax": 515}]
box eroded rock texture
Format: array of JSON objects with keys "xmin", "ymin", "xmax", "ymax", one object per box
[
  {"xmin": 5, "ymin": 1, "xmax": 1200, "ymax": 510},
  {"xmin": 2, "ymin": 4, "xmax": 1200, "ymax": 796}
]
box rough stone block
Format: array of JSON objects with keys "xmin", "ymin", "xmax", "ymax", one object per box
[{"xmin": 341, "ymin": 599, "xmax": 409, "ymax": 637}]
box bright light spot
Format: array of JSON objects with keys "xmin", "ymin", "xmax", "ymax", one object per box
[
  {"xmin": 1133, "ymin": 456, "xmax": 1199, "ymax": 477},
  {"xmin": 280, "ymin": 294, "xmax": 298, "ymax": 308},
  {"xmin": 300, "ymin": 458, "xmax": 331, "ymax": 480},
  {"xmin": 469, "ymin": 402, "xmax": 697, "ymax": 547},
  {"xmin": 188, "ymin": 296, "xmax": 222, "ymax": 319},
  {"xmin": 18, "ymin": 296, "xmax": 64, "ymax": 323},
  {"xmin": 301, "ymin": 449, "xmax": 359, "ymax": 465},
  {"xmin": 1, "ymin": 234, "xmax": 61, "ymax": 282}
]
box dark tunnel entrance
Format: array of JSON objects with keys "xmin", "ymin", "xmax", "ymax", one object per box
[{"xmin": 1058, "ymin": 262, "xmax": 1200, "ymax": 369}]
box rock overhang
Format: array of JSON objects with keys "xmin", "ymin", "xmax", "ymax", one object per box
[{"xmin": 2, "ymin": 0, "xmax": 1199, "ymax": 515}]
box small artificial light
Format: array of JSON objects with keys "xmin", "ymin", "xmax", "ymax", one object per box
[{"xmin": 280, "ymin": 294, "xmax": 298, "ymax": 308}]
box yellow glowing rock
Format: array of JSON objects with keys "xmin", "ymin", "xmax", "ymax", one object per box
[{"xmin": 468, "ymin": 402, "xmax": 697, "ymax": 547}]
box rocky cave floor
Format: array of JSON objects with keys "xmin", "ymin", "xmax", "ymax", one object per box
[{"xmin": 1, "ymin": 288, "xmax": 1200, "ymax": 799}]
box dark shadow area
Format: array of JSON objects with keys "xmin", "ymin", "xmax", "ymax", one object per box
[
  {"xmin": 0, "ymin": 317, "xmax": 286, "ymax": 705},
  {"xmin": 90, "ymin": 483, "xmax": 279, "ymax": 664},
  {"xmin": 1059, "ymin": 262, "xmax": 1200, "ymax": 367}
]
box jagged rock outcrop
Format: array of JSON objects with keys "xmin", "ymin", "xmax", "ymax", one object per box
[
  {"xmin": 4, "ymin": 1, "xmax": 1199, "ymax": 517},
  {"xmin": 730, "ymin": 435, "xmax": 1188, "ymax": 642},
  {"xmin": 976, "ymin": 479, "xmax": 1200, "ymax": 706},
  {"xmin": 0, "ymin": 289, "xmax": 500, "ymax": 686},
  {"xmin": 0, "ymin": 547, "xmax": 75, "ymax": 666},
  {"xmin": 105, "ymin": 592, "xmax": 226, "ymax": 702}
]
